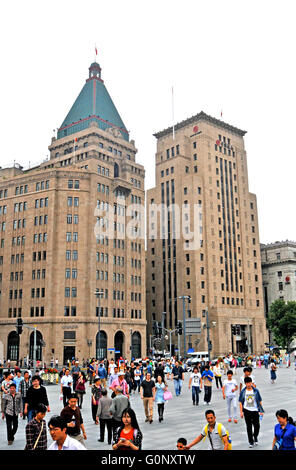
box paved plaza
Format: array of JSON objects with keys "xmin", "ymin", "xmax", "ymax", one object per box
[{"xmin": 0, "ymin": 365, "xmax": 295, "ymax": 451}]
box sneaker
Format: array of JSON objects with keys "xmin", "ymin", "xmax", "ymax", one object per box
[
  {"xmin": 8, "ymin": 441, "xmax": 13, "ymax": 446},
  {"xmin": 254, "ymin": 441, "xmax": 258, "ymax": 446},
  {"xmin": 249, "ymin": 444, "xmax": 254, "ymax": 448}
]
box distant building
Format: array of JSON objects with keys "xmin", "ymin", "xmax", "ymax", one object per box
[
  {"xmin": 146, "ymin": 111, "xmax": 268, "ymax": 357},
  {"xmin": 0, "ymin": 61, "xmax": 146, "ymax": 365},
  {"xmin": 261, "ymin": 239, "xmax": 296, "ymax": 318}
]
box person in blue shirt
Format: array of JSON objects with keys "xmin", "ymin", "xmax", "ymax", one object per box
[
  {"xmin": 13, "ymin": 370, "xmax": 24, "ymax": 393},
  {"xmin": 97, "ymin": 363, "xmax": 107, "ymax": 388},
  {"xmin": 272, "ymin": 409, "xmax": 296, "ymax": 450},
  {"xmin": 201, "ymin": 365, "xmax": 214, "ymax": 405}
]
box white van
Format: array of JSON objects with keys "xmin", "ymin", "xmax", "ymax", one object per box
[{"xmin": 187, "ymin": 351, "xmax": 209, "ymax": 363}]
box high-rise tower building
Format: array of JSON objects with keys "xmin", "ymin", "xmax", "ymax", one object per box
[
  {"xmin": 0, "ymin": 61, "xmax": 146, "ymax": 364},
  {"xmin": 146, "ymin": 111, "xmax": 268, "ymax": 357}
]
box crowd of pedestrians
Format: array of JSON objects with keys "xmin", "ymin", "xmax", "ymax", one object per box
[{"xmin": 0, "ymin": 352, "xmax": 295, "ymax": 451}]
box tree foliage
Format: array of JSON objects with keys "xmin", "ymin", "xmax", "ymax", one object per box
[{"xmin": 266, "ymin": 299, "xmax": 296, "ymax": 349}]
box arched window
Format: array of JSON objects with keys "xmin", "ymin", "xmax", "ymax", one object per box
[
  {"xmin": 96, "ymin": 331, "xmax": 107, "ymax": 360},
  {"xmin": 29, "ymin": 331, "xmax": 43, "ymax": 361},
  {"xmin": 114, "ymin": 162, "xmax": 119, "ymax": 178},
  {"xmin": 7, "ymin": 332, "xmax": 19, "ymax": 361},
  {"xmin": 114, "ymin": 331, "xmax": 124, "ymax": 361},
  {"xmin": 131, "ymin": 332, "xmax": 141, "ymax": 359}
]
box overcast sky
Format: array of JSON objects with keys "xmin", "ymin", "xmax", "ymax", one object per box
[{"xmin": 1, "ymin": 0, "xmax": 295, "ymax": 244}]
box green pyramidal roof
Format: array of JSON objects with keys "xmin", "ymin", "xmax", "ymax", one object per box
[{"xmin": 57, "ymin": 62, "xmax": 129, "ymax": 141}]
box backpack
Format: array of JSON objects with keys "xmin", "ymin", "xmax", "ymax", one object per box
[{"xmin": 203, "ymin": 423, "xmax": 232, "ymax": 450}]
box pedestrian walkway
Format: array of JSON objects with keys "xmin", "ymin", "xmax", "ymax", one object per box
[{"xmin": 0, "ymin": 366, "xmax": 295, "ymax": 450}]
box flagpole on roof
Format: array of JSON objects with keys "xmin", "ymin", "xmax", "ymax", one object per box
[{"xmin": 172, "ymin": 86, "xmax": 175, "ymax": 140}]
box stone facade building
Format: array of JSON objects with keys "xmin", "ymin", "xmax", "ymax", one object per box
[
  {"xmin": 146, "ymin": 112, "xmax": 268, "ymax": 357},
  {"xmin": 261, "ymin": 240, "xmax": 296, "ymax": 313},
  {"xmin": 0, "ymin": 61, "xmax": 146, "ymax": 365}
]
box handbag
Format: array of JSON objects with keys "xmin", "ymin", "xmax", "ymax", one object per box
[
  {"xmin": 163, "ymin": 391, "xmax": 172, "ymax": 401},
  {"xmin": 273, "ymin": 428, "xmax": 287, "ymax": 450}
]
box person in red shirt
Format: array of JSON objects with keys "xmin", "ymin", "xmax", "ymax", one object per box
[{"xmin": 112, "ymin": 408, "xmax": 143, "ymax": 450}]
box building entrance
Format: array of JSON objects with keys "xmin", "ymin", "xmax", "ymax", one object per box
[{"xmin": 63, "ymin": 346, "xmax": 75, "ymax": 365}]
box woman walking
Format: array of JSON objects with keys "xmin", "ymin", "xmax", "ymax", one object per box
[
  {"xmin": 155, "ymin": 375, "xmax": 168, "ymax": 422},
  {"xmin": 270, "ymin": 361, "xmax": 277, "ymax": 384},
  {"xmin": 91, "ymin": 376, "xmax": 102, "ymax": 424},
  {"xmin": 272, "ymin": 410, "xmax": 296, "ymax": 450},
  {"xmin": 188, "ymin": 366, "xmax": 202, "ymax": 405},
  {"xmin": 75, "ymin": 371, "xmax": 87, "ymax": 409},
  {"xmin": 112, "ymin": 408, "xmax": 143, "ymax": 450}
]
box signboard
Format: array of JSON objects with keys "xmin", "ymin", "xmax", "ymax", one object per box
[{"xmin": 185, "ymin": 318, "xmax": 201, "ymax": 335}]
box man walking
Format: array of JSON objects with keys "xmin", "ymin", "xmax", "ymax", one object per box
[
  {"xmin": 60, "ymin": 368, "xmax": 73, "ymax": 407},
  {"xmin": 1, "ymin": 383, "xmax": 23, "ymax": 445},
  {"xmin": 171, "ymin": 361, "xmax": 185, "ymax": 397},
  {"xmin": 60, "ymin": 393, "xmax": 87, "ymax": 448},
  {"xmin": 185, "ymin": 409, "xmax": 230, "ymax": 450},
  {"xmin": 48, "ymin": 415, "xmax": 86, "ymax": 450},
  {"xmin": 96, "ymin": 389, "xmax": 113, "ymax": 445},
  {"xmin": 19, "ymin": 371, "xmax": 32, "ymax": 420},
  {"xmin": 140, "ymin": 372, "xmax": 156, "ymax": 423},
  {"xmin": 239, "ymin": 376, "xmax": 264, "ymax": 448},
  {"xmin": 25, "ymin": 403, "xmax": 47, "ymax": 450},
  {"xmin": 71, "ymin": 361, "xmax": 80, "ymax": 392},
  {"xmin": 109, "ymin": 386, "xmax": 130, "ymax": 437},
  {"xmin": 222, "ymin": 370, "xmax": 238, "ymax": 423},
  {"xmin": 98, "ymin": 363, "xmax": 107, "ymax": 388}
]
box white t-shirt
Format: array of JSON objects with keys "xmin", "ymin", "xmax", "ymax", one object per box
[
  {"xmin": 243, "ymin": 389, "xmax": 258, "ymax": 411},
  {"xmin": 201, "ymin": 423, "xmax": 227, "ymax": 450},
  {"xmin": 61, "ymin": 375, "xmax": 72, "ymax": 387},
  {"xmin": 240, "ymin": 374, "xmax": 256, "ymax": 387},
  {"xmin": 190, "ymin": 372, "xmax": 201, "ymax": 387},
  {"xmin": 223, "ymin": 379, "xmax": 237, "ymax": 397},
  {"xmin": 109, "ymin": 363, "xmax": 116, "ymax": 375}
]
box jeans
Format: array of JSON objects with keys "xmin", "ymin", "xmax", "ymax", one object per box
[
  {"xmin": 157, "ymin": 403, "xmax": 164, "ymax": 419},
  {"xmin": 173, "ymin": 379, "xmax": 182, "ymax": 396},
  {"xmin": 226, "ymin": 396, "xmax": 237, "ymax": 419},
  {"xmin": 191, "ymin": 386, "xmax": 200, "ymax": 404},
  {"xmin": 243, "ymin": 408, "xmax": 260, "ymax": 444},
  {"xmin": 6, "ymin": 414, "xmax": 18, "ymax": 441},
  {"xmin": 27, "ymin": 409, "xmax": 35, "ymax": 422},
  {"xmin": 204, "ymin": 386, "xmax": 212, "ymax": 404},
  {"xmin": 62, "ymin": 386, "xmax": 72, "ymax": 407}
]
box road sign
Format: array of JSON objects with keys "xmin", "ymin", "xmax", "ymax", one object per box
[
  {"xmin": 185, "ymin": 318, "xmax": 201, "ymax": 335},
  {"xmin": 108, "ymin": 348, "xmax": 115, "ymax": 351},
  {"xmin": 115, "ymin": 350, "xmax": 121, "ymax": 353}
]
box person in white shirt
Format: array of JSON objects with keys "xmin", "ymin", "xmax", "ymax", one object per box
[
  {"xmin": 185, "ymin": 410, "xmax": 229, "ymax": 450},
  {"xmin": 60, "ymin": 369, "xmax": 73, "ymax": 407},
  {"xmin": 48, "ymin": 415, "xmax": 86, "ymax": 450},
  {"xmin": 239, "ymin": 367, "xmax": 256, "ymax": 392},
  {"xmin": 188, "ymin": 366, "xmax": 202, "ymax": 405},
  {"xmin": 222, "ymin": 370, "xmax": 238, "ymax": 423}
]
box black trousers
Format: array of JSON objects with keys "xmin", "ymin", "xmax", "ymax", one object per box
[
  {"xmin": 91, "ymin": 403, "xmax": 98, "ymax": 422},
  {"xmin": 5, "ymin": 414, "xmax": 18, "ymax": 442},
  {"xmin": 99, "ymin": 418, "xmax": 113, "ymax": 444},
  {"xmin": 243, "ymin": 408, "xmax": 260, "ymax": 444},
  {"xmin": 62, "ymin": 386, "xmax": 72, "ymax": 407},
  {"xmin": 215, "ymin": 376, "xmax": 222, "ymax": 388}
]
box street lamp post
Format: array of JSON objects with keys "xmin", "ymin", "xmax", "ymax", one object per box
[
  {"xmin": 161, "ymin": 312, "xmax": 166, "ymax": 356},
  {"xmin": 130, "ymin": 329, "xmax": 133, "ymax": 362},
  {"xmin": 178, "ymin": 295, "xmax": 190, "ymax": 358},
  {"xmin": 94, "ymin": 289, "xmax": 104, "ymax": 360}
]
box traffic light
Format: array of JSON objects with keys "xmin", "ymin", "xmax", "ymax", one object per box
[
  {"xmin": 178, "ymin": 321, "xmax": 183, "ymax": 335},
  {"xmin": 231, "ymin": 325, "xmax": 236, "ymax": 335},
  {"xmin": 158, "ymin": 322, "xmax": 162, "ymax": 337},
  {"xmin": 235, "ymin": 325, "xmax": 240, "ymax": 335},
  {"xmin": 153, "ymin": 321, "xmax": 158, "ymax": 336},
  {"xmin": 16, "ymin": 317, "xmax": 23, "ymax": 335}
]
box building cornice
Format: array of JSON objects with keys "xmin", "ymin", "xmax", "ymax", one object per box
[{"xmin": 153, "ymin": 111, "xmax": 247, "ymax": 139}]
